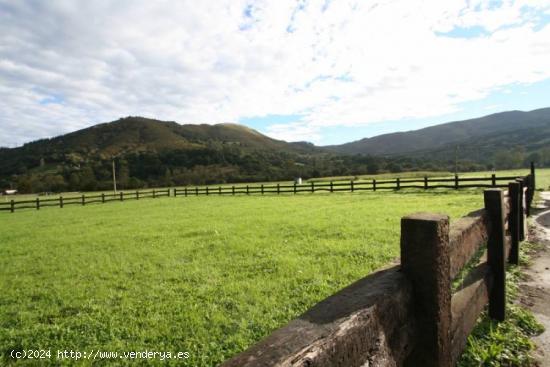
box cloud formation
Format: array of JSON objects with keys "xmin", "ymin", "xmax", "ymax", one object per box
[{"xmin": 0, "ymin": 0, "xmax": 549, "ymax": 146}]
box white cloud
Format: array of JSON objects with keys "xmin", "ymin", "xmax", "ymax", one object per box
[
  {"xmin": 0, "ymin": 0, "xmax": 549, "ymax": 146},
  {"xmin": 265, "ymin": 121, "xmax": 322, "ymax": 144}
]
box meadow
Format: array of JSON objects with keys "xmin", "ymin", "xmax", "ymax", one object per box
[
  {"xmin": 0, "ymin": 189, "xmax": 487, "ymax": 366},
  {"xmin": 1, "ymin": 168, "xmax": 548, "ymax": 365}
]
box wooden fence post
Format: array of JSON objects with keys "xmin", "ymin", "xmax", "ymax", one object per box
[
  {"xmin": 293, "ymin": 183, "xmax": 296, "ymax": 194},
  {"xmin": 525, "ymin": 175, "xmax": 532, "ymax": 216},
  {"xmin": 484, "ymin": 189, "xmax": 506, "ymax": 321},
  {"xmin": 277, "ymin": 184, "xmax": 280, "ymax": 195},
  {"xmin": 81, "ymin": 194, "xmax": 85, "ymax": 206},
  {"xmin": 60, "ymin": 196, "xmax": 63, "ymax": 208},
  {"xmin": 531, "ymin": 161, "xmax": 536, "ymax": 196},
  {"xmin": 102, "ymin": 193, "xmax": 105, "ymax": 203},
  {"xmin": 311, "ymin": 181, "xmax": 314, "ymax": 193},
  {"xmin": 120, "ymin": 192, "xmax": 123, "ymax": 201},
  {"xmin": 351, "ymin": 180, "xmax": 354, "ymax": 192},
  {"xmin": 246, "ymin": 185, "xmax": 249, "ymax": 195},
  {"xmin": 136, "ymin": 191, "xmax": 139, "ymax": 200},
  {"xmin": 373, "ymin": 179, "xmax": 376, "ymax": 191},
  {"xmin": 508, "ymin": 182, "xmax": 520, "ymax": 265},
  {"xmin": 396, "ymin": 178, "xmax": 400, "ymax": 190},
  {"xmin": 219, "ymin": 186, "xmax": 222, "ymax": 195},
  {"xmin": 195, "ymin": 187, "xmax": 198, "ymax": 196},
  {"xmin": 491, "ymin": 174, "xmax": 496, "ymax": 187},
  {"xmin": 10, "ymin": 199, "xmax": 14, "ymax": 213},
  {"xmin": 261, "ymin": 184, "xmax": 264, "ymax": 195},
  {"xmin": 424, "ymin": 176, "xmax": 428, "ymax": 190},
  {"xmin": 36, "ymin": 197, "xmax": 40, "ymax": 210},
  {"xmin": 184, "ymin": 187, "xmax": 188, "ymax": 197},
  {"xmin": 330, "ymin": 181, "xmax": 333, "ymax": 193},
  {"xmin": 205, "ymin": 187, "xmax": 208, "ymax": 196},
  {"xmin": 174, "ymin": 188, "xmax": 177, "ymax": 197},
  {"xmin": 401, "ymin": 213, "xmax": 451, "ymax": 367},
  {"xmin": 153, "ymin": 189, "xmax": 156, "ymax": 198},
  {"xmin": 454, "ymin": 174, "xmax": 459, "ymax": 190},
  {"xmin": 517, "ymin": 178, "xmax": 525, "ymax": 241},
  {"xmin": 232, "ymin": 186, "xmax": 235, "ymax": 195}
]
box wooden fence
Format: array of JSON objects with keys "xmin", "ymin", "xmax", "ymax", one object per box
[
  {"xmin": 0, "ymin": 163, "xmax": 536, "ymax": 213},
  {"xmin": 222, "ymin": 171, "xmax": 536, "ymax": 366},
  {"xmin": 0, "ymin": 188, "xmax": 170, "ymax": 213},
  {"xmin": 174, "ymin": 173, "xmax": 524, "ymax": 197}
]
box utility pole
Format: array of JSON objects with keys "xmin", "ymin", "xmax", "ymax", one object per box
[{"xmin": 112, "ymin": 158, "xmax": 117, "ymax": 194}]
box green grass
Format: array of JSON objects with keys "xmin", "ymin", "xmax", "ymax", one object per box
[
  {"xmin": 458, "ymin": 241, "xmax": 545, "ymax": 366},
  {"xmin": 0, "ymin": 191, "xmax": 483, "ymax": 366}
]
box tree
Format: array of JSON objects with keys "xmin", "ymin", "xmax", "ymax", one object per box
[{"xmin": 79, "ymin": 166, "xmax": 97, "ymax": 191}]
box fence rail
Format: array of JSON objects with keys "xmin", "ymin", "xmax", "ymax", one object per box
[
  {"xmin": 222, "ymin": 168, "xmax": 536, "ymax": 367},
  {"xmin": 1, "ymin": 164, "xmax": 537, "ymax": 213},
  {"xmin": 0, "ymin": 188, "xmax": 170, "ymax": 213},
  {"xmin": 173, "ymin": 172, "xmax": 524, "ymax": 198}
]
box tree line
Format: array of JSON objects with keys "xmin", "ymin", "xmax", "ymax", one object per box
[{"xmin": 1, "ymin": 145, "xmax": 548, "ymax": 194}]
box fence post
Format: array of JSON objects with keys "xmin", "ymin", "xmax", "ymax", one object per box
[
  {"xmin": 195, "ymin": 187, "xmax": 198, "ymax": 196},
  {"xmin": 517, "ymin": 178, "xmax": 525, "ymax": 241},
  {"xmin": 396, "ymin": 178, "xmax": 400, "ymax": 190},
  {"xmin": 184, "ymin": 187, "xmax": 188, "ymax": 197},
  {"xmin": 311, "ymin": 181, "xmax": 314, "ymax": 193},
  {"xmin": 261, "ymin": 184, "xmax": 264, "ymax": 195},
  {"xmin": 246, "ymin": 185, "xmax": 249, "ymax": 195},
  {"xmin": 60, "ymin": 196, "xmax": 63, "ymax": 208},
  {"xmin": 454, "ymin": 174, "xmax": 459, "ymax": 190},
  {"xmin": 293, "ymin": 182, "xmax": 297, "ymax": 194},
  {"xmin": 153, "ymin": 189, "xmax": 156, "ymax": 198},
  {"xmin": 205, "ymin": 187, "xmax": 208, "ymax": 196},
  {"xmin": 524, "ymin": 175, "xmax": 531, "ymax": 216},
  {"xmin": 531, "ymin": 161, "xmax": 536, "ymax": 196},
  {"xmin": 232, "ymin": 186, "xmax": 235, "ymax": 195},
  {"xmin": 373, "ymin": 179, "xmax": 376, "ymax": 191},
  {"xmin": 136, "ymin": 191, "xmax": 139, "ymax": 200},
  {"xmin": 330, "ymin": 181, "xmax": 333, "ymax": 193},
  {"xmin": 219, "ymin": 186, "xmax": 222, "ymax": 195},
  {"xmin": 10, "ymin": 199, "xmax": 14, "ymax": 213},
  {"xmin": 484, "ymin": 189, "xmax": 507, "ymax": 321},
  {"xmin": 81, "ymin": 194, "xmax": 85, "ymax": 206},
  {"xmin": 277, "ymin": 183, "xmax": 280, "ymax": 195},
  {"xmin": 102, "ymin": 193, "xmax": 105, "ymax": 203},
  {"xmin": 120, "ymin": 192, "xmax": 123, "ymax": 201},
  {"xmin": 491, "ymin": 174, "xmax": 496, "ymax": 187},
  {"xmin": 424, "ymin": 176, "xmax": 428, "ymax": 190},
  {"xmin": 174, "ymin": 188, "xmax": 177, "ymax": 197},
  {"xmin": 401, "ymin": 213, "xmax": 451, "ymax": 367},
  {"xmin": 36, "ymin": 197, "xmax": 40, "ymax": 210},
  {"xmin": 508, "ymin": 182, "xmax": 520, "ymax": 265}
]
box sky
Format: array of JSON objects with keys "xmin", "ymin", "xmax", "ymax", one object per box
[{"xmin": 1, "ymin": 0, "xmax": 550, "ymax": 148}]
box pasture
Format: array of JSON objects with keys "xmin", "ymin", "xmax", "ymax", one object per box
[{"xmin": 0, "ymin": 190, "xmax": 485, "ymax": 366}]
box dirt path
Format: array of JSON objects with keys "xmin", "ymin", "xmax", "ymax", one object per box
[{"xmin": 520, "ymin": 192, "xmax": 550, "ymax": 366}]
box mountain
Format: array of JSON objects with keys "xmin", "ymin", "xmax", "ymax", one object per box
[
  {"xmin": 0, "ymin": 117, "xmax": 346, "ymax": 192},
  {"xmin": 327, "ymin": 108, "xmax": 550, "ymax": 156},
  {"xmin": 2, "ymin": 108, "xmax": 550, "ymax": 193},
  {"xmin": 4, "ymin": 116, "xmax": 318, "ymax": 158}
]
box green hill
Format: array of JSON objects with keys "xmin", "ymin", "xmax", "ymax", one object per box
[
  {"xmin": 2, "ymin": 108, "xmax": 549, "ymax": 193},
  {"xmin": 327, "ymin": 108, "xmax": 550, "ymax": 157},
  {"xmin": 0, "ymin": 117, "xmax": 341, "ymax": 193}
]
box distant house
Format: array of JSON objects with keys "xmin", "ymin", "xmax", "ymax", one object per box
[{"xmin": 2, "ymin": 189, "xmax": 17, "ymax": 195}]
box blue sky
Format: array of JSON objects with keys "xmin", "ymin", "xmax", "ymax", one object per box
[{"xmin": 0, "ymin": 0, "xmax": 549, "ymax": 147}]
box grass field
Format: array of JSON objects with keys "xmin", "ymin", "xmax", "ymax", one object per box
[{"xmin": 0, "ymin": 190, "xmax": 486, "ymax": 366}]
